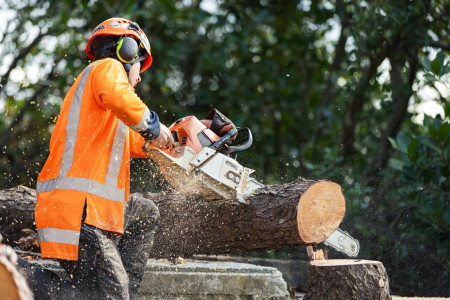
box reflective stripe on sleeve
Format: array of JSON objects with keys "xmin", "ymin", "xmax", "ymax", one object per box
[
  {"xmin": 129, "ymin": 106, "xmax": 150, "ymax": 132},
  {"xmin": 105, "ymin": 120, "xmax": 127, "ymax": 187},
  {"xmin": 38, "ymin": 228, "xmax": 80, "ymax": 245}
]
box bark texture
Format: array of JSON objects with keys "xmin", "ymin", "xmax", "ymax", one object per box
[
  {"xmin": 0, "ymin": 186, "xmax": 36, "ymax": 244},
  {"xmin": 0, "ymin": 178, "xmax": 346, "ymax": 258},
  {"xmin": 304, "ymin": 259, "xmax": 391, "ymax": 300},
  {"xmin": 145, "ymin": 178, "xmax": 345, "ymax": 258}
]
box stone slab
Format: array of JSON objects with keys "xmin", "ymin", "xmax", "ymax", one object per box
[
  {"xmin": 194, "ymin": 255, "xmax": 310, "ymax": 292},
  {"xmin": 29, "ymin": 258, "xmax": 290, "ymax": 300}
]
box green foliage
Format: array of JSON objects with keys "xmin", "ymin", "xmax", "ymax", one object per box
[
  {"xmin": 422, "ymin": 50, "xmax": 450, "ymax": 84},
  {"xmin": 389, "ymin": 114, "xmax": 449, "ymax": 231},
  {"xmin": 389, "ymin": 52, "xmax": 449, "ymax": 233},
  {"xmin": 0, "ymin": 0, "xmax": 449, "ymax": 296},
  {"xmin": 386, "ymin": 52, "xmax": 449, "ymax": 296}
]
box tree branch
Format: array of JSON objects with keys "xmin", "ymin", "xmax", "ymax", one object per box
[
  {"xmin": 426, "ymin": 41, "xmax": 450, "ymax": 51},
  {"xmin": 0, "ymin": 61, "xmax": 59, "ymax": 150},
  {"xmin": 0, "ymin": 30, "xmax": 52, "ymax": 92},
  {"xmin": 0, "ymin": 86, "xmax": 46, "ymax": 150},
  {"xmin": 340, "ymin": 49, "xmax": 390, "ymax": 156},
  {"xmin": 0, "ymin": 15, "xmax": 12, "ymax": 44},
  {"xmin": 313, "ymin": 0, "xmax": 351, "ymax": 145},
  {"xmin": 376, "ymin": 51, "xmax": 418, "ymax": 169}
]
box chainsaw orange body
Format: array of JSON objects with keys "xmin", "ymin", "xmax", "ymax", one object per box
[{"xmin": 166, "ymin": 116, "xmax": 221, "ymax": 154}]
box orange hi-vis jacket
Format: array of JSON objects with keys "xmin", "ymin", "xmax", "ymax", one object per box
[{"xmin": 35, "ymin": 58, "xmax": 158, "ymax": 261}]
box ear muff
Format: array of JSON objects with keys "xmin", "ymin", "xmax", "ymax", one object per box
[{"xmin": 117, "ymin": 36, "xmax": 139, "ymax": 63}]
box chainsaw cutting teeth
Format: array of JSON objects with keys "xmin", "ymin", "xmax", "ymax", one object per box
[{"xmin": 142, "ymin": 147, "xmax": 225, "ymax": 200}]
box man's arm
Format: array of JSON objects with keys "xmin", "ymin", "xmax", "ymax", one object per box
[{"xmin": 92, "ymin": 59, "xmax": 173, "ymax": 147}]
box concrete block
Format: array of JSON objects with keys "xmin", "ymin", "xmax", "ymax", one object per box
[
  {"xmin": 29, "ymin": 259, "xmax": 290, "ymax": 300},
  {"xmin": 140, "ymin": 259, "xmax": 290, "ymax": 300},
  {"xmin": 196, "ymin": 256, "xmax": 310, "ymax": 292}
]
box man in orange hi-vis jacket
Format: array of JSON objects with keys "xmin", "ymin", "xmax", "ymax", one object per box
[{"xmin": 18, "ymin": 18, "xmax": 174, "ymax": 300}]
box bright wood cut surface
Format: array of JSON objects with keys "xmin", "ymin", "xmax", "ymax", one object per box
[
  {"xmin": 0, "ymin": 263, "xmax": 20, "ymax": 300},
  {"xmin": 297, "ymin": 181, "xmax": 345, "ymax": 243}
]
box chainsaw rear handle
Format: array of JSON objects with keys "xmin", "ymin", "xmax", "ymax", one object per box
[
  {"xmin": 209, "ymin": 127, "xmax": 253, "ymax": 155},
  {"xmin": 210, "ymin": 127, "xmax": 238, "ymax": 152}
]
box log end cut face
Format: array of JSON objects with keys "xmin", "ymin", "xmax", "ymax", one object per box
[{"xmin": 297, "ymin": 181, "xmax": 345, "ymax": 244}]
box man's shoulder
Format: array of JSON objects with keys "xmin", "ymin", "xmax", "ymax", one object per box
[
  {"xmin": 93, "ymin": 58, "xmax": 123, "ymax": 69},
  {"xmin": 89, "ymin": 58, "xmax": 127, "ymax": 79}
]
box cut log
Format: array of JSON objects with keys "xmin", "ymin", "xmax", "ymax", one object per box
[
  {"xmin": 0, "ymin": 178, "xmax": 346, "ymax": 258},
  {"xmin": 0, "ymin": 235, "xmax": 33, "ymax": 300},
  {"xmin": 145, "ymin": 178, "xmax": 345, "ymax": 257},
  {"xmin": 304, "ymin": 259, "xmax": 391, "ymax": 300}
]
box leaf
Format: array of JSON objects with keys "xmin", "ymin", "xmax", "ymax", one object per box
[
  {"xmin": 430, "ymin": 59, "xmax": 441, "ymax": 76},
  {"xmin": 423, "ymin": 73, "xmax": 437, "ymax": 82},
  {"xmin": 428, "ymin": 124, "xmax": 439, "ymax": 141},
  {"xmin": 442, "ymin": 63, "xmax": 450, "ymax": 76},
  {"xmin": 445, "ymin": 103, "xmax": 450, "ymax": 119},
  {"xmin": 421, "ymin": 137, "xmax": 441, "ymax": 154},
  {"xmin": 438, "ymin": 123, "xmax": 450, "ymax": 143},
  {"xmin": 436, "ymin": 51, "xmax": 445, "ymax": 65},
  {"xmin": 389, "ymin": 158, "xmax": 404, "ymax": 171},
  {"xmin": 397, "ymin": 132, "xmax": 410, "ymax": 153},
  {"xmin": 388, "ymin": 137, "xmax": 401, "ymax": 152},
  {"xmin": 422, "ymin": 55, "xmax": 431, "ymax": 71},
  {"xmin": 407, "ymin": 138, "xmax": 418, "ymax": 156}
]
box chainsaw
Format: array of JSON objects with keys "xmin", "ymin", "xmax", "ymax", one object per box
[{"xmin": 142, "ymin": 109, "xmax": 359, "ymax": 257}]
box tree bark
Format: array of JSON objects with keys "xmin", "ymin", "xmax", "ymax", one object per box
[
  {"xmin": 0, "ymin": 179, "xmax": 346, "ymax": 258},
  {"xmin": 0, "ymin": 186, "xmax": 36, "ymax": 244},
  {"xmin": 304, "ymin": 259, "xmax": 391, "ymax": 300},
  {"xmin": 147, "ymin": 179, "xmax": 345, "ymax": 258}
]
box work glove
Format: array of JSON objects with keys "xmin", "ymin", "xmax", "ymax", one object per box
[{"xmin": 150, "ymin": 123, "xmax": 174, "ymax": 148}]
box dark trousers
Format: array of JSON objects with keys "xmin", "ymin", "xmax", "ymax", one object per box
[{"xmin": 19, "ymin": 195, "xmax": 160, "ymax": 300}]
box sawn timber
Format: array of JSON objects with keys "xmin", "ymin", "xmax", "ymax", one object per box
[{"xmin": 0, "ymin": 178, "xmax": 346, "ymax": 258}]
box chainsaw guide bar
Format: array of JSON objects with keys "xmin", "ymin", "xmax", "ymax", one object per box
[{"xmin": 142, "ymin": 113, "xmax": 360, "ymax": 257}]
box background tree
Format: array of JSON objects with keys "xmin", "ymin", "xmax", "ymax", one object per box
[{"xmin": 0, "ymin": 0, "xmax": 448, "ymax": 296}]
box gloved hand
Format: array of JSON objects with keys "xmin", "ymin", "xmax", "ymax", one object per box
[
  {"xmin": 200, "ymin": 109, "xmax": 236, "ymax": 137},
  {"xmin": 150, "ymin": 123, "xmax": 174, "ymax": 148}
]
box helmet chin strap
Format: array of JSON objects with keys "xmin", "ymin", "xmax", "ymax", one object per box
[{"xmin": 123, "ymin": 54, "xmax": 148, "ymax": 74}]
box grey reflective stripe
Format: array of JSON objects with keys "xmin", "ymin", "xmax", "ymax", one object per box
[
  {"xmin": 38, "ymin": 228, "xmax": 80, "ymax": 245},
  {"xmin": 129, "ymin": 106, "xmax": 150, "ymax": 132},
  {"xmin": 36, "ymin": 177, "xmax": 126, "ymax": 203},
  {"xmin": 59, "ymin": 62, "xmax": 98, "ymax": 177},
  {"xmin": 106, "ymin": 120, "xmax": 127, "ymax": 187}
]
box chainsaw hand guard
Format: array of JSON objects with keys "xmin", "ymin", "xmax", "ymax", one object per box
[{"xmin": 204, "ymin": 109, "xmax": 236, "ymax": 137}]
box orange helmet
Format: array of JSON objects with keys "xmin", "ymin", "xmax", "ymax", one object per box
[{"xmin": 86, "ymin": 18, "xmax": 152, "ymax": 73}]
